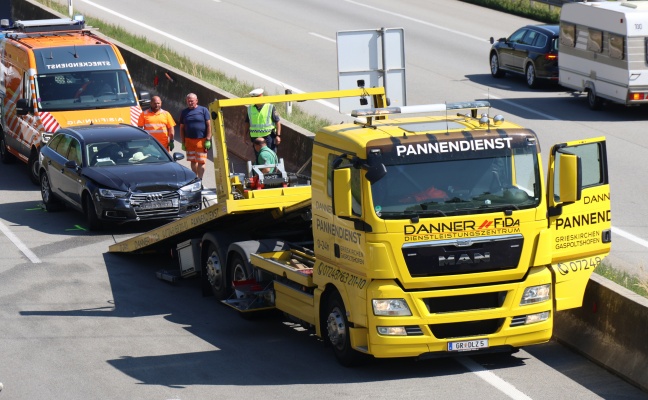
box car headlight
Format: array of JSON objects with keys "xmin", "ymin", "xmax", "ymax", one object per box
[
  {"xmin": 98, "ymin": 188, "xmax": 128, "ymax": 198},
  {"xmin": 372, "ymin": 299, "xmax": 412, "ymax": 316},
  {"xmin": 181, "ymin": 180, "xmax": 202, "ymax": 193},
  {"xmin": 520, "ymin": 284, "xmax": 551, "ymax": 305}
]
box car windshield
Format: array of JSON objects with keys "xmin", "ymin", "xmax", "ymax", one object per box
[
  {"xmin": 86, "ymin": 136, "xmax": 171, "ymax": 167},
  {"xmin": 35, "ymin": 70, "xmax": 137, "ymax": 111},
  {"xmin": 370, "ymin": 148, "xmax": 541, "ymax": 219}
]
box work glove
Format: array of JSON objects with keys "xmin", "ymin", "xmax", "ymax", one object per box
[
  {"xmin": 204, "ymin": 139, "xmax": 212, "ymax": 150},
  {"xmin": 182, "ymin": 142, "xmax": 186, "ymax": 151},
  {"xmin": 169, "ymin": 141, "xmax": 174, "ymax": 151}
]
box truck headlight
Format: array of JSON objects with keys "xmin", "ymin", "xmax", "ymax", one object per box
[
  {"xmin": 377, "ymin": 326, "xmax": 407, "ymax": 336},
  {"xmin": 372, "ymin": 299, "xmax": 412, "ymax": 316},
  {"xmin": 520, "ymin": 284, "xmax": 551, "ymax": 305}
]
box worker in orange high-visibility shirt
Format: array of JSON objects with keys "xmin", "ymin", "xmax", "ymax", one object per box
[{"xmin": 138, "ymin": 95, "xmax": 176, "ymax": 151}]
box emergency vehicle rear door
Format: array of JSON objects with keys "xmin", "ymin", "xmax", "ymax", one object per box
[{"xmin": 547, "ymin": 137, "xmax": 611, "ymax": 311}]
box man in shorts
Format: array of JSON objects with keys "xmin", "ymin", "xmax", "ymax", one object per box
[{"xmin": 179, "ymin": 93, "xmax": 211, "ymax": 180}]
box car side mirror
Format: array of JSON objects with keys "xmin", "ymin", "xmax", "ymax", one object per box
[
  {"xmin": 64, "ymin": 160, "xmax": 80, "ymax": 170},
  {"xmin": 173, "ymin": 152, "xmax": 185, "ymax": 161}
]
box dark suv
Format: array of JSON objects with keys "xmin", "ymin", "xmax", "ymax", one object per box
[{"xmin": 489, "ymin": 25, "xmax": 559, "ymax": 88}]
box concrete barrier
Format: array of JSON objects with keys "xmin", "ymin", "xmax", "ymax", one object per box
[
  {"xmin": 15, "ymin": 0, "xmax": 648, "ymax": 392},
  {"xmin": 554, "ymin": 274, "xmax": 648, "ymax": 392}
]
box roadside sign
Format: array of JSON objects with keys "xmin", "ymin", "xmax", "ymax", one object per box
[{"xmin": 337, "ymin": 27, "xmax": 406, "ymax": 113}]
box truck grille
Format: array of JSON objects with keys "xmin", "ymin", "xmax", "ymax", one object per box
[
  {"xmin": 402, "ymin": 234, "xmax": 524, "ymax": 277},
  {"xmin": 130, "ymin": 191, "xmax": 180, "ymax": 218},
  {"xmin": 424, "ymin": 291, "xmax": 507, "ymax": 314},
  {"xmin": 430, "ymin": 318, "xmax": 504, "ymax": 339}
]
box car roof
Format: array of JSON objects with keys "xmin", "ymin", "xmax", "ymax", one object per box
[
  {"xmin": 526, "ymin": 24, "xmax": 559, "ymax": 36},
  {"xmin": 57, "ymin": 124, "xmax": 150, "ymax": 142}
]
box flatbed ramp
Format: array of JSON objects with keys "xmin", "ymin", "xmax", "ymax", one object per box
[{"xmin": 109, "ymin": 195, "xmax": 312, "ymax": 253}]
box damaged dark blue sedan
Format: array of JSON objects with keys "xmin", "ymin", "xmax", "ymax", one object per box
[{"xmin": 39, "ymin": 124, "xmax": 202, "ymax": 230}]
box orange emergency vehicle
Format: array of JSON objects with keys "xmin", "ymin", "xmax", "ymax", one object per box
[{"xmin": 0, "ymin": 17, "xmax": 149, "ymax": 183}]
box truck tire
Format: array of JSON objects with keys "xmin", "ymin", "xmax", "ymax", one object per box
[
  {"xmin": 204, "ymin": 241, "xmax": 230, "ymax": 300},
  {"xmin": 228, "ymin": 252, "xmax": 250, "ymax": 284},
  {"xmin": 40, "ymin": 171, "xmax": 64, "ymax": 212},
  {"xmin": 28, "ymin": 148, "xmax": 40, "ymax": 185},
  {"xmin": 326, "ymin": 291, "xmax": 365, "ymax": 367},
  {"xmin": 0, "ymin": 133, "xmax": 15, "ymax": 164}
]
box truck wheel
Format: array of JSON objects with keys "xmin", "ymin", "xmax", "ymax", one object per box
[
  {"xmin": 28, "ymin": 149, "xmax": 40, "ymax": 185},
  {"xmin": 326, "ymin": 291, "xmax": 365, "ymax": 367},
  {"xmin": 40, "ymin": 172, "xmax": 64, "ymax": 212},
  {"xmin": 525, "ymin": 63, "xmax": 537, "ymax": 88},
  {"xmin": 204, "ymin": 242, "xmax": 230, "ymax": 300},
  {"xmin": 83, "ymin": 194, "xmax": 103, "ymax": 231},
  {"xmin": 0, "ymin": 133, "xmax": 15, "ymax": 164},
  {"xmin": 229, "ymin": 252, "xmax": 250, "ymax": 283},
  {"xmin": 587, "ymin": 89, "xmax": 602, "ymax": 110},
  {"xmin": 490, "ymin": 53, "xmax": 505, "ymax": 78}
]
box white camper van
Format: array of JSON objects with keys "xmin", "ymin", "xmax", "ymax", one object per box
[{"xmin": 559, "ymin": 1, "xmax": 648, "ymax": 109}]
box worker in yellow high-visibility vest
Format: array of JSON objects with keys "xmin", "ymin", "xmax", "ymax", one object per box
[{"xmin": 244, "ymin": 88, "xmax": 281, "ymax": 156}]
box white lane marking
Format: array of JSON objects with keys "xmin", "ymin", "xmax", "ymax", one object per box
[
  {"xmin": 484, "ymin": 92, "xmax": 648, "ymax": 250},
  {"xmin": 77, "ymin": 0, "xmax": 340, "ymax": 111},
  {"xmin": 344, "ymin": 0, "xmax": 486, "ymax": 42},
  {"xmin": 612, "ymin": 227, "xmax": 648, "ymax": 248},
  {"xmin": 457, "ymin": 357, "xmax": 533, "ymax": 400},
  {"xmin": 482, "ymin": 93, "xmax": 560, "ymax": 121},
  {"xmin": 309, "ymin": 32, "xmax": 336, "ymax": 43},
  {"xmin": 0, "ymin": 220, "xmax": 41, "ymax": 264}
]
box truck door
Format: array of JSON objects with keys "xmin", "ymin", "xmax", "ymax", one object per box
[{"xmin": 547, "ymin": 137, "xmax": 611, "ymax": 311}]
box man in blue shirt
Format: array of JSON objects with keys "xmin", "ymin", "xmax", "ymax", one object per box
[{"xmin": 179, "ymin": 93, "xmax": 211, "ymax": 180}]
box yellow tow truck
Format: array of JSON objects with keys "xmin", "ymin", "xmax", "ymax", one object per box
[{"xmin": 110, "ymin": 88, "xmax": 611, "ymax": 365}]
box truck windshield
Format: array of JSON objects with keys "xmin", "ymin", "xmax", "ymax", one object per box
[
  {"xmin": 35, "ymin": 70, "xmax": 137, "ymax": 111},
  {"xmin": 370, "ymin": 149, "xmax": 540, "ymax": 219}
]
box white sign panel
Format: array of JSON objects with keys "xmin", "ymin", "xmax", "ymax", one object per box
[{"xmin": 337, "ymin": 28, "xmax": 406, "ymax": 113}]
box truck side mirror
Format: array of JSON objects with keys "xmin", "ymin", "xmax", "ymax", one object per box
[
  {"xmin": 138, "ymin": 91, "xmax": 151, "ymax": 109},
  {"xmin": 333, "ymin": 168, "xmax": 353, "ymax": 218},
  {"xmin": 365, "ymin": 151, "xmax": 386, "ymax": 184},
  {"xmin": 554, "ymin": 152, "xmax": 581, "ymax": 204},
  {"xmin": 16, "ymin": 98, "xmax": 30, "ymax": 116}
]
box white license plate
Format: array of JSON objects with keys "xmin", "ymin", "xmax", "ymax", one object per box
[
  {"xmin": 447, "ymin": 339, "xmax": 489, "ymax": 352},
  {"xmin": 138, "ymin": 200, "xmax": 173, "ymax": 210}
]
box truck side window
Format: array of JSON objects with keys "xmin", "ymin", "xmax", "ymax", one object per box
[
  {"xmin": 553, "ymin": 142, "xmax": 604, "ymax": 201},
  {"xmin": 23, "ymin": 72, "xmax": 32, "ymax": 101}
]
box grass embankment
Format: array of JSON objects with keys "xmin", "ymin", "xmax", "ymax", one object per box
[{"xmin": 39, "ymin": 0, "xmax": 648, "ymax": 298}]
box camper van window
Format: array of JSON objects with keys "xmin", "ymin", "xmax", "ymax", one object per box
[
  {"xmin": 560, "ymin": 24, "xmax": 575, "ymax": 47},
  {"xmin": 610, "ymin": 34, "xmax": 624, "ymax": 60},
  {"xmin": 587, "ymin": 29, "xmax": 603, "ymax": 53}
]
